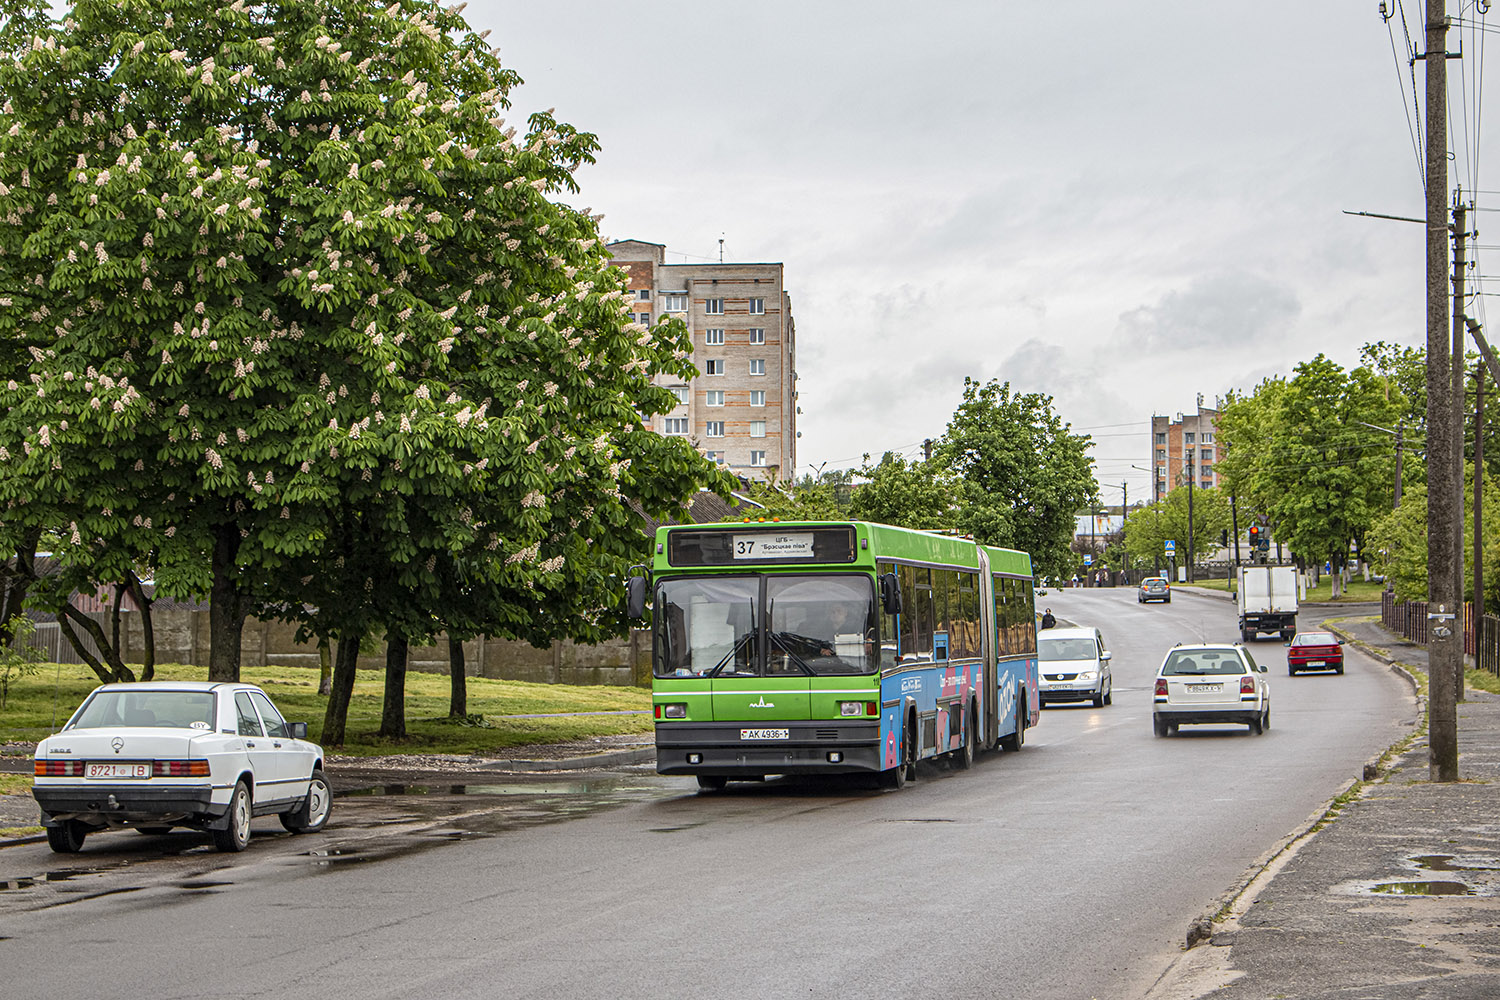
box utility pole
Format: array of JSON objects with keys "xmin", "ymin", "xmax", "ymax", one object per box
[
  {"xmin": 1424, "ymin": 0, "xmax": 1460, "ymax": 782},
  {"xmin": 1394, "ymin": 421, "xmax": 1404, "ymax": 509},
  {"xmin": 1185, "ymin": 454, "xmax": 1195, "ymax": 584},
  {"xmin": 1476, "ymin": 361, "xmax": 1485, "ymax": 671},
  {"xmin": 1231, "ymin": 494, "xmax": 1241, "ymax": 565},
  {"xmin": 1453, "ymin": 193, "xmax": 1469, "ymax": 702}
]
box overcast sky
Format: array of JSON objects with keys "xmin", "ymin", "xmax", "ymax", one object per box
[{"xmin": 469, "ymin": 0, "xmax": 1490, "ymax": 503}]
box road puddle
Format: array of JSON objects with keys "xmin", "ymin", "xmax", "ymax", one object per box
[{"xmin": 1369, "ymin": 880, "xmax": 1474, "ymax": 896}]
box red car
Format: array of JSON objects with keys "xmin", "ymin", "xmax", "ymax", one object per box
[{"xmin": 1287, "ymin": 631, "xmax": 1344, "ymax": 675}]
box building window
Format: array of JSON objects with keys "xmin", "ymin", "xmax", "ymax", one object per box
[
  {"xmin": 705, "ymin": 359, "xmax": 724, "ymax": 375},
  {"xmin": 637, "ymin": 289, "xmax": 651, "ymax": 301},
  {"xmin": 750, "ymin": 390, "xmax": 765, "ymax": 407},
  {"xmin": 750, "ymin": 420, "xmax": 766, "ymax": 438},
  {"xmin": 750, "ymin": 450, "xmax": 767, "ymax": 467},
  {"xmin": 748, "ymin": 297, "xmax": 765, "ymax": 315},
  {"xmin": 669, "ymin": 386, "xmax": 689, "ymax": 406},
  {"xmin": 664, "ymin": 293, "xmax": 688, "ymax": 312},
  {"xmin": 706, "ymin": 390, "xmax": 725, "ymax": 406},
  {"xmin": 664, "ymin": 417, "xmax": 688, "ymax": 435},
  {"xmin": 749, "ymin": 359, "xmax": 766, "ymax": 376},
  {"xmin": 1157, "ymin": 465, "xmax": 1166, "ymax": 478},
  {"xmin": 1200, "ymin": 448, "xmax": 1213, "ymax": 461},
  {"xmin": 706, "ymin": 421, "xmax": 725, "ymax": 438},
  {"xmin": 1184, "ymin": 432, "xmax": 1195, "ymax": 444},
  {"xmin": 1156, "ymin": 449, "xmax": 1166, "ymax": 461},
  {"xmin": 705, "ymin": 451, "xmax": 722, "ymax": 464},
  {"xmin": 705, "ymin": 329, "xmax": 725, "ymax": 346},
  {"xmin": 1201, "ymin": 432, "xmax": 1214, "ymax": 443},
  {"xmin": 705, "ymin": 298, "xmax": 724, "ymax": 315},
  {"xmin": 636, "ymin": 312, "xmax": 651, "ymax": 325},
  {"xmin": 1201, "ymin": 463, "xmax": 1213, "ymax": 476},
  {"xmin": 1156, "ymin": 433, "xmax": 1166, "ymax": 444},
  {"xmin": 748, "ymin": 328, "xmax": 766, "ymax": 344}
]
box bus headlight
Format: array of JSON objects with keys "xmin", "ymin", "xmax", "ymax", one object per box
[
  {"xmin": 839, "ymin": 701, "xmax": 864, "ymax": 717},
  {"xmin": 662, "ymin": 703, "xmax": 687, "ymax": 719}
]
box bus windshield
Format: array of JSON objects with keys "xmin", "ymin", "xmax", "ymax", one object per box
[{"xmin": 654, "ymin": 574, "xmax": 876, "ymax": 678}]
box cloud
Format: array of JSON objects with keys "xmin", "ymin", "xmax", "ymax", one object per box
[{"xmin": 1115, "ymin": 273, "xmax": 1301, "ymax": 353}]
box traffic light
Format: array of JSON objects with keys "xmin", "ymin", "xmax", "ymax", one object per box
[{"xmin": 1248, "ymin": 525, "xmax": 1261, "ymax": 547}]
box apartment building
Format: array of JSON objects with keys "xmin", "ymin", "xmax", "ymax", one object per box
[
  {"xmin": 607, "ymin": 240, "xmax": 797, "ymax": 481},
  {"xmin": 1150, "ymin": 401, "xmax": 1220, "ymax": 501}
]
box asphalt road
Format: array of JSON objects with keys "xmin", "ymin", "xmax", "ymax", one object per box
[{"xmin": 0, "ymin": 587, "xmax": 1415, "ymax": 1000}]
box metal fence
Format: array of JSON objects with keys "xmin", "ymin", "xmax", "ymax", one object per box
[
  {"xmin": 1382, "ymin": 591, "xmax": 1500, "ymax": 676},
  {"xmin": 10, "ymin": 618, "xmax": 104, "ymax": 667}
]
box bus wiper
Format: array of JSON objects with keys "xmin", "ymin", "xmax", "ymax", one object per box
[
  {"xmin": 769, "ymin": 632, "xmax": 813, "ymax": 674},
  {"xmin": 709, "ymin": 632, "xmax": 756, "ymax": 677}
]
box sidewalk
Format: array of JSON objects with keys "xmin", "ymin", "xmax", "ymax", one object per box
[{"xmin": 1155, "ymin": 611, "xmax": 1500, "ymax": 999}]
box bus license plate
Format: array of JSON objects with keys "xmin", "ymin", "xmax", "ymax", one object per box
[
  {"xmin": 740, "ymin": 729, "xmax": 790, "ymax": 741},
  {"xmin": 86, "ymin": 762, "xmax": 150, "ymax": 779}
]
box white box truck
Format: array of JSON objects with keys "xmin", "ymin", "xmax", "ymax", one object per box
[{"xmin": 1237, "ymin": 565, "xmax": 1298, "ymax": 641}]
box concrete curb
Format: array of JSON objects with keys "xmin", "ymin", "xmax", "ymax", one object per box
[{"xmin": 474, "ymin": 747, "xmax": 655, "ymax": 772}]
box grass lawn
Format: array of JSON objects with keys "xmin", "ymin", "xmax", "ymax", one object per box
[
  {"xmin": 0, "ymin": 661, "xmax": 652, "ymax": 757},
  {"xmin": 1181, "ymin": 576, "xmax": 1388, "ymax": 602}
]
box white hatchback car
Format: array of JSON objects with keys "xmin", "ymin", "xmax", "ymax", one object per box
[
  {"xmin": 32, "ymin": 681, "xmax": 330, "ymax": 854},
  {"xmin": 1037, "ymin": 626, "xmax": 1112, "ymax": 707},
  {"xmin": 1152, "ymin": 643, "xmax": 1270, "ymax": 736}
]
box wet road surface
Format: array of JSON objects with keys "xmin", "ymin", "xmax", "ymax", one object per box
[{"xmin": 0, "ymin": 588, "xmax": 1415, "ymax": 999}]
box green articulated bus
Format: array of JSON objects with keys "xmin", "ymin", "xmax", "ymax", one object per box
[{"xmin": 626, "ymin": 519, "xmax": 1039, "ymax": 790}]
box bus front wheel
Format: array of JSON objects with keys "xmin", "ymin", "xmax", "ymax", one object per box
[{"xmin": 696, "ymin": 776, "xmax": 727, "ymax": 792}]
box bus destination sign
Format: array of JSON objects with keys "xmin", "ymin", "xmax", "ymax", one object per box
[{"xmin": 734, "ymin": 532, "xmax": 814, "ymax": 559}]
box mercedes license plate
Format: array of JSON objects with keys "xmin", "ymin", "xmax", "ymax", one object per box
[
  {"xmin": 740, "ymin": 728, "xmax": 790, "ymax": 741},
  {"xmin": 86, "ymin": 762, "xmax": 150, "ymax": 779}
]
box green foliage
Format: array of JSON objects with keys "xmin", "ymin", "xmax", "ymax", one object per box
[
  {"xmin": 847, "ymin": 451, "xmax": 957, "ymax": 530},
  {"xmin": 1367, "ymin": 473, "xmax": 1500, "ymax": 612},
  {"xmin": 938, "ymin": 378, "xmax": 1096, "ymax": 579},
  {"xmin": 0, "ymin": 0, "xmax": 726, "ymax": 680},
  {"xmin": 732, "ymin": 469, "xmax": 855, "ymax": 521},
  {"xmin": 1122, "ymin": 487, "xmax": 1231, "ymax": 568},
  {"xmin": 0, "ymin": 615, "xmax": 42, "ymax": 709},
  {"xmin": 1217, "ymin": 354, "xmax": 1405, "ymax": 593}
]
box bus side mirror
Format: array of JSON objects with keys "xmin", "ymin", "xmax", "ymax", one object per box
[
  {"xmin": 880, "ymin": 573, "xmax": 902, "ymax": 616},
  {"xmin": 626, "ymin": 576, "xmax": 648, "ymax": 620}
]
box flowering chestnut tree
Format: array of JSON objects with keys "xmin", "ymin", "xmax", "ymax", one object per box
[{"xmin": 0, "ymin": 0, "xmax": 724, "ymax": 716}]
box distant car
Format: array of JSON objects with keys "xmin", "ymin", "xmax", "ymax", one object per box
[
  {"xmin": 1038, "ymin": 626, "xmax": 1112, "ymax": 708},
  {"xmin": 1287, "ymin": 631, "xmax": 1345, "ymax": 675},
  {"xmin": 1152, "ymin": 643, "xmax": 1270, "ymax": 736},
  {"xmin": 1138, "ymin": 577, "xmax": 1171, "ymax": 603},
  {"xmin": 32, "ymin": 681, "xmax": 330, "ymax": 854}
]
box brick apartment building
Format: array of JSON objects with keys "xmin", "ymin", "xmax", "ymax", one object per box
[
  {"xmin": 607, "ymin": 240, "xmax": 797, "ymax": 481},
  {"xmin": 1150, "ymin": 401, "xmax": 1220, "ymax": 502}
]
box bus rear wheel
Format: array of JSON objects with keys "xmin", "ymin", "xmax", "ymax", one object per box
[
  {"xmin": 999, "ymin": 695, "xmax": 1026, "ymax": 752},
  {"xmin": 953, "ymin": 704, "xmax": 975, "ymax": 770},
  {"xmin": 696, "ymin": 776, "xmax": 727, "ymax": 792}
]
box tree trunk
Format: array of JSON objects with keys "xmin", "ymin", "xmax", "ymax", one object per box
[
  {"xmin": 58, "ymin": 603, "xmax": 135, "ymax": 684},
  {"xmin": 0, "ymin": 531, "xmax": 40, "ymax": 643},
  {"xmin": 125, "ymin": 570, "xmax": 156, "ymax": 682},
  {"xmin": 208, "ymin": 521, "xmax": 246, "ymax": 682},
  {"xmin": 448, "ymin": 635, "xmax": 467, "ymax": 719},
  {"xmin": 379, "ymin": 632, "xmax": 408, "ymax": 739},
  {"xmin": 317, "ymin": 635, "xmax": 332, "ymax": 696},
  {"xmin": 322, "ymin": 631, "xmax": 363, "ymax": 747}
]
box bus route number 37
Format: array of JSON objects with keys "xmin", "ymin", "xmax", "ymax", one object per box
[{"xmin": 733, "ymin": 533, "xmax": 814, "ymax": 559}]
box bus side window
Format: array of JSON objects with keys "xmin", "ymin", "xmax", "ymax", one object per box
[
  {"xmin": 1018, "ymin": 578, "xmax": 1037, "ymax": 654},
  {"xmin": 878, "ymin": 562, "xmax": 899, "ymax": 672},
  {"xmin": 899, "ymin": 564, "xmax": 918, "ymax": 662}
]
